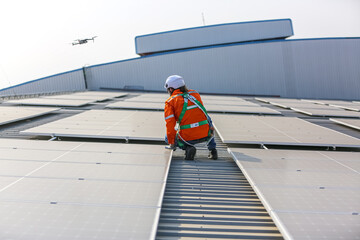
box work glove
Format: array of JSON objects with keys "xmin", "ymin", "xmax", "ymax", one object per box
[
  {"xmin": 210, "ymin": 126, "xmax": 215, "ymax": 136},
  {"xmin": 165, "ymin": 144, "xmax": 176, "ymax": 150}
]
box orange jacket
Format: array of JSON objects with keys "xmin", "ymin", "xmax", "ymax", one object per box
[{"xmin": 164, "ymin": 89, "xmax": 209, "ymax": 145}]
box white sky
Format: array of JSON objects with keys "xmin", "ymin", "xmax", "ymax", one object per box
[{"xmin": 0, "ymin": 0, "xmax": 359, "ymax": 89}]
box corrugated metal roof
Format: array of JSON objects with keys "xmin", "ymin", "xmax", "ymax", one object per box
[{"xmin": 156, "ymin": 146, "xmax": 283, "ymax": 239}]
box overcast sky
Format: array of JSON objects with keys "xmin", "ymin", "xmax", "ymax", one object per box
[{"xmin": 0, "ymin": 0, "xmax": 359, "ymax": 89}]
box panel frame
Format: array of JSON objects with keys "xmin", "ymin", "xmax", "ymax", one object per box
[
  {"xmin": 228, "ymin": 148, "xmax": 360, "ymax": 240},
  {"xmin": 0, "ymin": 139, "xmax": 173, "ymax": 240},
  {"xmin": 212, "ymin": 115, "xmax": 360, "ymax": 148},
  {"xmin": 5, "ymin": 98, "xmax": 94, "ymax": 107},
  {"xmin": 21, "ymin": 110, "xmax": 166, "ymax": 141},
  {"xmin": 0, "ymin": 106, "xmax": 60, "ymax": 126},
  {"xmin": 105, "ymin": 101, "xmax": 164, "ymax": 111},
  {"xmin": 330, "ymin": 118, "xmax": 360, "ymax": 131},
  {"xmin": 291, "ymin": 107, "xmax": 360, "ymax": 118}
]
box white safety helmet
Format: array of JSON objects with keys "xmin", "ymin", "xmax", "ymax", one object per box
[{"xmin": 164, "ymin": 75, "xmax": 185, "ymax": 89}]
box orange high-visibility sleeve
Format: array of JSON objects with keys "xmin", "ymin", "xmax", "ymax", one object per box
[{"xmin": 164, "ymin": 100, "xmax": 177, "ymax": 145}]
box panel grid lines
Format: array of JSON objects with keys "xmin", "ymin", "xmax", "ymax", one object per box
[
  {"xmin": 212, "ymin": 114, "xmax": 360, "ymax": 147},
  {"xmin": 228, "ymin": 148, "xmax": 360, "ymax": 240},
  {"xmin": 0, "ymin": 143, "xmax": 85, "ymax": 194},
  {"xmin": 0, "ymin": 139, "xmax": 171, "ymax": 240},
  {"xmin": 21, "ymin": 109, "xmax": 166, "ymax": 141}
]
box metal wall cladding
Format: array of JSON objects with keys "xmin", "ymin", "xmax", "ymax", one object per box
[
  {"xmin": 284, "ymin": 39, "xmax": 360, "ymax": 100},
  {"xmin": 92, "ymin": 38, "xmax": 360, "ymax": 100},
  {"xmin": 0, "ymin": 70, "xmax": 86, "ymax": 97},
  {"xmin": 3, "ymin": 38, "xmax": 359, "ymax": 101},
  {"xmin": 135, "ymin": 19, "xmax": 293, "ymax": 55},
  {"xmin": 91, "ymin": 42, "xmax": 288, "ymax": 96}
]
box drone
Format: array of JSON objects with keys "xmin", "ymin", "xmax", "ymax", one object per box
[{"xmin": 72, "ymin": 36, "xmax": 97, "ymax": 46}]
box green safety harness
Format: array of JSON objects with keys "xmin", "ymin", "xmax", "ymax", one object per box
[{"xmin": 175, "ymin": 92, "xmax": 214, "ymax": 149}]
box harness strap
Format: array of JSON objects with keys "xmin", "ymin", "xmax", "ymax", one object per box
[
  {"xmin": 187, "ymin": 94, "xmax": 210, "ymax": 120},
  {"xmin": 175, "ymin": 92, "xmax": 215, "ymax": 149},
  {"xmin": 178, "ymin": 97, "xmax": 188, "ymax": 125},
  {"xmin": 180, "ymin": 120, "xmax": 208, "ymax": 130}
]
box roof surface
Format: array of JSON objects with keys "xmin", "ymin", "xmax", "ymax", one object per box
[{"xmin": 0, "ymin": 91, "xmax": 359, "ymax": 239}]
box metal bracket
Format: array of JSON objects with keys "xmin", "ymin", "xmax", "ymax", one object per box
[
  {"xmin": 261, "ymin": 144, "xmax": 268, "ymax": 150},
  {"xmin": 48, "ymin": 135, "xmax": 57, "ymax": 141}
]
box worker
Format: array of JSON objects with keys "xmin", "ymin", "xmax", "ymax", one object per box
[{"xmin": 164, "ymin": 75, "xmax": 217, "ymax": 160}]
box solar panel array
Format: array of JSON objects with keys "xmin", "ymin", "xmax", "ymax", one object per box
[
  {"xmin": 106, "ymin": 94, "xmax": 281, "ymax": 115},
  {"xmin": 228, "ymin": 148, "xmax": 360, "ymax": 240},
  {"xmin": 256, "ymin": 97, "xmax": 360, "ymax": 118},
  {"xmin": 4, "ymin": 91, "xmax": 127, "ymax": 107},
  {"xmin": 22, "ymin": 110, "xmax": 166, "ymax": 141},
  {"xmin": 211, "ymin": 114, "xmax": 360, "ymax": 147},
  {"xmin": 106, "ymin": 101, "xmax": 164, "ymax": 110},
  {"xmin": 0, "ymin": 106, "xmax": 59, "ymax": 126},
  {"xmin": 42, "ymin": 91, "xmax": 127, "ymax": 101},
  {"xmin": 221, "ymin": 97, "xmax": 360, "ymax": 239},
  {"xmin": 330, "ymin": 118, "xmax": 360, "ymax": 131},
  {"xmin": 1, "ymin": 91, "xmax": 360, "ymax": 239},
  {"xmin": 0, "ymin": 139, "xmax": 171, "ymax": 240},
  {"xmin": 5, "ymin": 98, "xmax": 93, "ymax": 107}
]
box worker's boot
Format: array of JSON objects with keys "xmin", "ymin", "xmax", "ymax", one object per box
[
  {"xmin": 208, "ymin": 149, "xmax": 218, "ymax": 160},
  {"xmin": 185, "ymin": 146, "xmax": 196, "ymax": 160}
]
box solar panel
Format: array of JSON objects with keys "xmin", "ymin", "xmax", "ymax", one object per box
[
  {"xmin": 302, "ymin": 99, "xmax": 360, "ymax": 111},
  {"xmin": 5, "ymin": 98, "xmax": 93, "ymax": 107},
  {"xmin": 0, "ymin": 106, "xmax": 59, "ymax": 126},
  {"xmin": 106, "ymin": 101, "xmax": 164, "ymax": 110},
  {"xmin": 22, "ymin": 109, "xmax": 166, "ymax": 141},
  {"xmin": 278, "ymin": 102, "xmax": 333, "ymax": 110},
  {"xmin": 291, "ymin": 107, "xmax": 360, "ymax": 118},
  {"xmin": 258, "ymin": 99, "xmax": 360, "ymax": 117},
  {"xmin": 123, "ymin": 94, "xmax": 168, "ymax": 103},
  {"xmin": 106, "ymin": 100, "xmax": 281, "ymax": 115},
  {"xmin": 201, "ymin": 95, "xmax": 246, "ymax": 102},
  {"xmin": 275, "ymin": 212, "xmax": 360, "ymax": 240},
  {"xmin": 43, "ymin": 94, "xmax": 103, "ymax": 100},
  {"xmin": 329, "ymin": 102, "xmax": 360, "ymax": 112},
  {"xmin": 137, "ymin": 93, "xmax": 169, "ymax": 98},
  {"xmin": 30, "ymin": 161, "xmax": 169, "ymax": 181},
  {"xmin": 42, "ymin": 91, "xmax": 127, "ymax": 101},
  {"xmin": 330, "ymin": 118, "xmax": 360, "ymax": 131},
  {"xmin": 228, "ymin": 148, "xmax": 360, "ymax": 240},
  {"xmin": 72, "ymin": 91, "xmax": 128, "ymax": 98},
  {"xmin": 243, "ymin": 168, "xmax": 359, "ymax": 188},
  {"xmin": 212, "ymin": 115, "xmax": 360, "ymax": 147},
  {"xmin": 256, "ymin": 98, "xmax": 324, "ymax": 110},
  {"xmin": 303, "ymin": 99, "xmax": 352, "ymax": 105},
  {"xmin": 123, "ymin": 94, "xmax": 261, "ymax": 109},
  {"xmin": 0, "ymin": 139, "xmax": 171, "ymax": 239},
  {"xmin": 0, "ymin": 202, "xmax": 160, "ymax": 240},
  {"xmin": 205, "ymin": 104, "xmax": 282, "ymax": 115},
  {"xmin": 255, "ymin": 97, "xmax": 304, "ymax": 104},
  {"xmin": 202, "ymin": 99, "xmax": 260, "ymax": 107}
]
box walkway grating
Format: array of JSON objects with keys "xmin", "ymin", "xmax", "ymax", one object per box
[{"xmin": 156, "ymin": 146, "xmax": 283, "ymax": 240}]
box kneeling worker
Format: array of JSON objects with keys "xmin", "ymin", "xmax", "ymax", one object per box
[{"xmin": 164, "ymin": 75, "xmax": 217, "ymax": 160}]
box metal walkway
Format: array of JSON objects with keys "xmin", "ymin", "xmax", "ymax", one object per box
[{"xmin": 156, "ymin": 145, "xmax": 283, "ymax": 240}]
